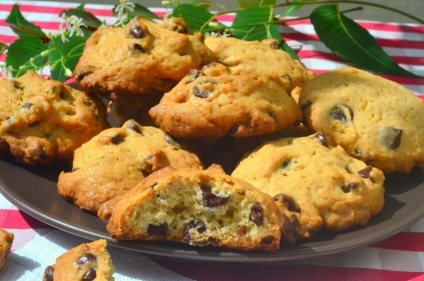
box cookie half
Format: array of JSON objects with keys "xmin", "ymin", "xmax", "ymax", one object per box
[{"xmin": 98, "ymin": 165, "xmax": 284, "ymax": 252}]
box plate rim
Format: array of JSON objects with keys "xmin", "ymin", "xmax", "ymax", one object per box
[{"xmin": 0, "ymin": 159, "xmax": 423, "ymax": 263}]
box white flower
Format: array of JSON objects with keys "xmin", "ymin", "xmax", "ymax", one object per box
[
  {"xmin": 115, "ymin": 0, "xmax": 135, "ymax": 19},
  {"xmin": 0, "ymin": 64, "xmax": 14, "ymax": 79},
  {"xmin": 114, "ymin": 13, "xmax": 129, "ymax": 27},
  {"xmin": 62, "ymin": 15, "xmax": 87, "ymax": 37}
]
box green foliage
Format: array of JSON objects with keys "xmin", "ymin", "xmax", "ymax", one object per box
[
  {"xmin": 0, "ymin": 42, "xmax": 7, "ymax": 55},
  {"xmin": 0, "ymin": 1, "xmax": 422, "ymax": 82},
  {"xmin": 172, "ymin": 4, "xmax": 221, "ymax": 32},
  {"xmin": 47, "ymin": 31, "xmax": 92, "ymax": 81},
  {"xmin": 61, "ymin": 7, "xmax": 102, "ymax": 29},
  {"xmin": 310, "ymin": 5, "xmax": 421, "ymax": 78},
  {"xmin": 5, "ymin": 37, "xmax": 47, "ymax": 77},
  {"xmin": 6, "ymin": 4, "xmax": 47, "ymax": 39}
]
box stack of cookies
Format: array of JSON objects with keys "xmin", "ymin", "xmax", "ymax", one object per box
[{"xmin": 1, "ymin": 15, "xmax": 423, "ymax": 253}]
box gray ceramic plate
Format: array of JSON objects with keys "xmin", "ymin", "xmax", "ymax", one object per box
[{"xmin": 0, "ymin": 156, "xmax": 423, "ymax": 263}]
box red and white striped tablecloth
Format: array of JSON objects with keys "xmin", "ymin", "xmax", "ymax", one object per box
[{"xmin": 0, "ymin": 1, "xmax": 423, "ymax": 280}]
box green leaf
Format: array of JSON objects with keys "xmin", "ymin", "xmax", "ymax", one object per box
[
  {"xmin": 237, "ymin": 0, "xmax": 276, "ymax": 8},
  {"xmin": 0, "ymin": 42, "xmax": 7, "ymax": 55},
  {"xmin": 310, "ymin": 5, "xmax": 421, "ymax": 78},
  {"xmin": 131, "ymin": 3, "xmax": 161, "ymax": 20},
  {"xmin": 282, "ymin": 0, "xmax": 303, "ymax": 16},
  {"xmin": 174, "ymin": 4, "xmax": 218, "ymax": 32},
  {"xmin": 5, "ymin": 37, "xmax": 47, "ymax": 77},
  {"xmin": 232, "ymin": 7, "xmax": 275, "ymax": 40},
  {"xmin": 174, "ymin": 0, "xmax": 212, "ymax": 9},
  {"xmin": 47, "ymin": 31, "xmax": 91, "ymax": 81},
  {"xmin": 113, "ymin": 3, "xmax": 160, "ymax": 20},
  {"xmin": 5, "ymin": 4, "xmax": 47, "ymax": 39},
  {"xmin": 60, "ymin": 8, "xmax": 102, "ymax": 29}
]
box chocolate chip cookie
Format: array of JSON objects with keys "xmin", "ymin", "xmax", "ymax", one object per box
[
  {"xmin": 0, "ymin": 229, "xmax": 13, "ymax": 270},
  {"xmin": 299, "ymin": 67, "xmax": 424, "ymax": 174},
  {"xmin": 232, "ymin": 133, "xmax": 385, "ymax": 240},
  {"xmin": 149, "ymin": 62, "xmax": 302, "ymax": 138},
  {"xmin": 74, "ymin": 17, "xmax": 215, "ymax": 98},
  {"xmin": 204, "ymin": 36, "xmax": 315, "ymax": 89},
  {"xmin": 98, "ymin": 165, "xmax": 285, "ymax": 252},
  {"xmin": 57, "ymin": 120, "xmax": 203, "ymax": 213},
  {"xmin": 42, "ymin": 239, "xmax": 114, "ymax": 281},
  {"xmin": 0, "ymin": 71, "xmax": 109, "ymax": 165}
]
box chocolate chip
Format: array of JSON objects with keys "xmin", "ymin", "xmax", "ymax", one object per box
[
  {"xmin": 75, "ymin": 65, "xmax": 96, "ymax": 81},
  {"xmin": 341, "ymin": 182, "xmax": 359, "ymax": 193},
  {"xmin": 358, "ymin": 166, "xmax": 373, "ymax": 179},
  {"xmin": 71, "ymin": 167, "xmax": 80, "ymax": 172},
  {"xmin": 193, "ymin": 85, "xmax": 210, "ymax": 98},
  {"xmin": 22, "ymin": 103, "xmax": 34, "ymax": 109},
  {"xmin": 301, "ymin": 100, "xmax": 312, "ymax": 110},
  {"xmin": 281, "ymin": 214, "xmax": 298, "ymax": 245},
  {"xmin": 249, "ymin": 202, "xmax": 264, "ymax": 226},
  {"xmin": 270, "ymin": 40, "xmax": 279, "ymax": 49},
  {"xmin": 127, "ymin": 122, "xmax": 142, "ymax": 134},
  {"xmin": 133, "ymin": 43, "xmax": 143, "ymax": 52},
  {"xmin": 353, "ymin": 149, "xmax": 363, "ymax": 157},
  {"xmin": 227, "ymin": 124, "xmax": 241, "ymax": 136},
  {"xmin": 12, "ymin": 80, "xmax": 22, "ymax": 90},
  {"xmin": 111, "ymin": 134, "xmax": 125, "ymax": 144},
  {"xmin": 164, "ymin": 133, "xmax": 177, "ymax": 146},
  {"xmin": 193, "ymin": 80, "xmax": 216, "ymax": 98},
  {"xmin": 43, "ymin": 266, "xmax": 54, "ymax": 281},
  {"xmin": 201, "ymin": 185, "xmax": 229, "ymax": 207},
  {"xmin": 185, "ymin": 69, "xmax": 204, "ymax": 84},
  {"xmin": 129, "ymin": 25, "xmax": 146, "ymax": 39},
  {"xmin": 184, "ymin": 220, "xmax": 208, "ymax": 246},
  {"xmin": 77, "ymin": 253, "xmax": 97, "ymax": 265},
  {"xmin": 82, "ymin": 268, "xmax": 97, "ymax": 281},
  {"xmin": 378, "ymin": 127, "xmax": 402, "ymax": 149},
  {"xmin": 147, "ymin": 224, "xmax": 168, "ymax": 237},
  {"xmin": 312, "ymin": 132, "xmax": 328, "ymax": 147},
  {"xmin": 261, "ymin": 235, "xmax": 275, "ymax": 245},
  {"xmin": 273, "ymin": 194, "xmax": 300, "ymax": 213},
  {"xmin": 330, "ymin": 104, "xmax": 353, "ymax": 124},
  {"xmin": 281, "ymin": 159, "xmax": 292, "ymax": 170}
]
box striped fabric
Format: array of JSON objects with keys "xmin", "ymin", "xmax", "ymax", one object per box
[{"xmin": 0, "ymin": 1, "xmax": 423, "ymax": 280}]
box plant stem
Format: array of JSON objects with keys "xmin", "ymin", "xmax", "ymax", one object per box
[
  {"xmin": 218, "ymin": 0, "xmax": 424, "ymax": 25},
  {"xmin": 278, "ymin": 6, "xmax": 363, "ymax": 23}
]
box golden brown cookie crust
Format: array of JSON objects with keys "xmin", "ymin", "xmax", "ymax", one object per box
[
  {"xmin": 299, "ymin": 67, "xmax": 424, "ymax": 174},
  {"xmin": 98, "ymin": 165, "xmax": 285, "ymax": 252},
  {"xmin": 74, "ymin": 17, "xmax": 216, "ymax": 97},
  {"xmin": 58, "ymin": 120, "xmax": 203, "ymax": 213},
  {"xmin": 232, "ymin": 133, "xmax": 385, "ymax": 240},
  {"xmin": 204, "ymin": 36, "xmax": 315, "ymax": 89},
  {"xmin": 0, "ymin": 229, "xmax": 14, "ymax": 271},
  {"xmin": 149, "ymin": 62, "xmax": 302, "ymax": 138},
  {"xmin": 0, "ymin": 71, "xmax": 109, "ymax": 165},
  {"xmin": 43, "ymin": 239, "xmax": 114, "ymax": 281}
]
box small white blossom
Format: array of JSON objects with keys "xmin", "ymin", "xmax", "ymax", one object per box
[
  {"xmin": 0, "ymin": 64, "xmax": 14, "ymax": 80},
  {"xmin": 64, "ymin": 67, "xmax": 73, "ymax": 77},
  {"xmin": 114, "ymin": 13, "xmax": 129, "ymax": 27},
  {"xmin": 204, "ymin": 30, "xmax": 231, "ymax": 38},
  {"xmin": 62, "ymin": 14, "xmax": 87, "ymax": 37},
  {"xmin": 115, "ymin": 0, "xmax": 135, "ymax": 19}
]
